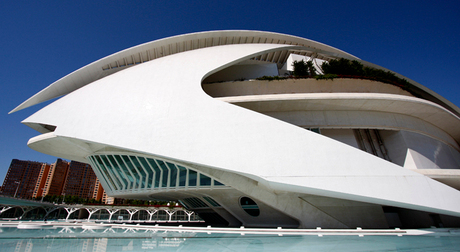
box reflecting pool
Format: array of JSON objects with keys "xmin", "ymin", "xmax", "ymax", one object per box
[{"xmin": 1, "ymin": 223, "xmax": 460, "ymax": 251}]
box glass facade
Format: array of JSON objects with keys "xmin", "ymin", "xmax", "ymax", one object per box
[
  {"xmin": 178, "ymin": 196, "xmax": 221, "ymax": 209},
  {"xmin": 180, "ymin": 197, "xmax": 208, "ymax": 209},
  {"xmin": 203, "ymin": 196, "xmax": 221, "ymax": 207},
  {"xmin": 87, "ymin": 154, "xmax": 225, "ymax": 192}
]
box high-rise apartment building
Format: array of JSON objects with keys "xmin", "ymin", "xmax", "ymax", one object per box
[
  {"xmin": 2, "ymin": 159, "xmax": 109, "ymax": 203},
  {"xmin": 92, "ymin": 179, "xmax": 105, "ymax": 202},
  {"xmin": 62, "ymin": 160, "xmax": 101, "ymax": 200},
  {"xmin": 32, "ymin": 162, "xmax": 51, "ymax": 198},
  {"xmin": 2, "ymin": 159, "xmax": 45, "ymax": 199},
  {"xmin": 43, "ymin": 159, "xmax": 69, "ymax": 196}
]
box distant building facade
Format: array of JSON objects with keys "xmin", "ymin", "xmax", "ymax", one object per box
[
  {"xmin": 32, "ymin": 162, "xmax": 50, "ymax": 198},
  {"xmin": 2, "ymin": 159, "xmax": 45, "ymax": 199},
  {"xmin": 62, "ymin": 160, "xmax": 102, "ymax": 201},
  {"xmin": 43, "ymin": 159, "xmax": 69, "ymax": 196},
  {"xmin": 2, "ymin": 159, "xmax": 109, "ymax": 203}
]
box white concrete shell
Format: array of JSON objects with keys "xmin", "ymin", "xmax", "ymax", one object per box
[{"xmin": 14, "ymin": 31, "xmax": 460, "ymax": 228}]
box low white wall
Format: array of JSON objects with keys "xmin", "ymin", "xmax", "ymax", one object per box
[{"xmin": 203, "ymin": 78, "xmax": 414, "ymax": 97}]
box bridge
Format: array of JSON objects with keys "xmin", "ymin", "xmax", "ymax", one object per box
[{"xmin": 0, "ymin": 195, "xmax": 202, "ymax": 223}]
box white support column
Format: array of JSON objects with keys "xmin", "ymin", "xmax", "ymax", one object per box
[
  {"xmin": 106, "ymin": 209, "xmax": 120, "ymax": 222},
  {"xmin": 185, "ymin": 210, "xmax": 194, "ymax": 222},
  {"xmin": 42, "ymin": 206, "xmax": 60, "ymax": 220},
  {"xmin": 19, "ymin": 206, "xmax": 38, "ymax": 220},
  {"xmin": 146, "ymin": 209, "xmax": 158, "ymax": 221},
  {"xmin": 164, "ymin": 209, "xmax": 176, "ymax": 222},
  {"xmin": 64, "ymin": 207, "xmax": 80, "ymax": 221},
  {"xmin": 0, "ymin": 206, "xmax": 13, "ymax": 215},
  {"xmin": 127, "ymin": 209, "xmax": 138, "ymax": 221},
  {"xmin": 86, "ymin": 208, "xmax": 101, "ymax": 221}
]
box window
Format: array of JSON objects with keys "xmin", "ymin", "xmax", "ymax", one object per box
[
  {"xmin": 240, "ymin": 197, "xmax": 260, "ymax": 217},
  {"xmin": 87, "ymin": 154, "xmax": 226, "ymax": 192}
]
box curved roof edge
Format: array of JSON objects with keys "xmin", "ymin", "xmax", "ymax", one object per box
[
  {"xmin": 9, "ymin": 30, "xmax": 359, "ymax": 114},
  {"xmin": 358, "ymin": 59, "xmax": 460, "ymax": 118},
  {"xmin": 10, "ymin": 30, "xmax": 460, "ymax": 118}
]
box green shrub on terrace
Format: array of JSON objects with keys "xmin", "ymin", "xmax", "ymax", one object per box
[
  {"xmin": 292, "ymin": 60, "xmax": 317, "ymax": 77},
  {"xmin": 321, "ymin": 58, "xmax": 364, "ymax": 76},
  {"xmin": 320, "ymin": 58, "xmax": 411, "ymax": 88},
  {"xmin": 315, "ymin": 74, "xmax": 338, "ymax": 80},
  {"xmin": 256, "ymin": 76, "xmax": 287, "ymax": 81}
]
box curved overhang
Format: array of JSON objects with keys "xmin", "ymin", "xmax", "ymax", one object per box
[
  {"xmin": 358, "ymin": 59, "xmax": 460, "ymax": 118},
  {"xmin": 11, "ymin": 30, "xmax": 460, "ymax": 118},
  {"xmin": 10, "ymin": 30, "xmax": 357, "ymax": 114},
  {"xmin": 219, "ymin": 93, "xmax": 460, "ymax": 147}
]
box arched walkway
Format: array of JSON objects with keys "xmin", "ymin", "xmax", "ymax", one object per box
[
  {"xmin": 23, "ymin": 208, "xmax": 46, "ymax": 220},
  {"xmin": 152, "ymin": 210, "xmax": 169, "ymax": 221},
  {"xmin": 67, "ymin": 209, "xmax": 89, "ymax": 220},
  {"xmin": 1, "ymin": 199, "xmax": 197, "ymax": 223},
  {"xmin": 111, "ymin": 209, "xmax": 130, "ymax": 222},
  {"xmin": 132, "ymin": 210, "xmax": 150, "ymax": 221},
  {"xmin": 89, "ymin": 209, "xmax": 110, "ymax": 221},
  {"xmin": 0, "ymin": 207, "xmax": 23, "ymax": 219},
  {"xmin": 171, "ymin": 210, "xmax": 188, "ymax": 221},
  {"xmin": 45, "ymin": 207, "xmax": 68, "ymax": 220}
]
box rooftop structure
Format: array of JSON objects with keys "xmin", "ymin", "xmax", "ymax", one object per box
[{"xmin": 12, "ymin": 30, "xmax": 460, "ymax": 228}]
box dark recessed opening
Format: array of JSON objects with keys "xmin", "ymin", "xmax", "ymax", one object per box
[{"xmin": 240, "ymin": 197, "xmax": 260, "ymax": 217}]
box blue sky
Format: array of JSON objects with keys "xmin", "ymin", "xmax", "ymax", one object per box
[{"xmin": 1, "ymin": 0, "xmax": 459, "ymax": 182}]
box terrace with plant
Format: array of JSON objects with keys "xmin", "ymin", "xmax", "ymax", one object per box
[
  {"xmin": 257, "ymin": 58, "xmax": 412, "ymax": 93},
  {"xmin": 202, "ymin": 57, "xmax": 459, "ymax": 117}
]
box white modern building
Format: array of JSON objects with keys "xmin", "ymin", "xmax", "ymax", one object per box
[{"xmin": 11, "ymin": 30, "xmax": 460, "ymax": 228}]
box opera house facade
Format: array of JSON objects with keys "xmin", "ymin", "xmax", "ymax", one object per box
[{"xmin": 11, "ymin": 31, "xmax": 460, "ymax": 228}]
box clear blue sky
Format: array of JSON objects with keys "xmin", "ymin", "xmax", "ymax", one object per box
[{"xmin": 1, "ymin": 0, "xmax": 459, "ymax": 183}]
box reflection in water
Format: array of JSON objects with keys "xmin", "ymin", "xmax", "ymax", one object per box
[
  {"xmin": 1, "ymin": 226, "xmax": 460, "ymax": 251},
  {"xmin": 5, "ymin": 235, "xmax": 460, "ymax": 252},
  {"xmin": 5, "ymin": 237, "xmax": 188, "ymax": 252}
]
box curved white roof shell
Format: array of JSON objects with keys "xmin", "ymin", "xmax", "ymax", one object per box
[
  {"xmin": 11, "ymin": 30, "xmax": 460, "ymax": 117},
  {"xmin": 11, "ymin": 30, "xmax": 357, "ymax": 113}
]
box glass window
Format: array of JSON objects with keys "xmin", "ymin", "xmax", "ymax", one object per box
[
  {"xmin": 112, "ymin": 155, "xmax": 131, "ymax": 189},
  {"xmin": 178, "ymin": 166, "xmax": 187, "ymax": 187},
  {"xmin": 146, "ymin": 159, "xmax": 161, "ymax": 188},
  {"xmin": 178, "ymin": 200, "xmax": 189, "ymax": 209},
  {"xmin": 203, "ymin": 196, "xmax": 220, "ymax": 207},
  {"xmin": 182, "ymin": 197, "xmax": 207, "ymax": 208},
  {"xmin": 122, "ymin": 155, "xmax": 139, "ymax": 189},
  {"xmin": 166, "ymin": 162, "xmax": 177, "ymax": 188},
  {"xmin": 89, "ymin": 156, "xmax": 115, "ymax": 191},
  {"xmin": 214, "ymin": 180, "xmax": 224, "ymax": 186},
  {"xmin": 200, "ymin": 174, "xmax": 212, "ymax": 186},
  {"xmin": 157, "ymin": 160, "xmax": 169, "ymax": 188},
  {"xmin": 130, "ymin": 156, "xmax": 146, "ymax": 189},
  {"xmin": 101, "ymin": 155, "xmax": 124, "ymax": 190},
  {"xmin": 189, "ymin": 170, "xmax": 197, "ymax": 187},
  {"xmin": 138, "ymin": 157, "xmax": 153, "ymax": 189}
]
